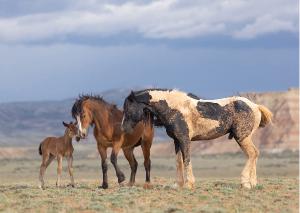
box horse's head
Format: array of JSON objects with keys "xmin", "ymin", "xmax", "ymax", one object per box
[
  {"xmin": 121, "ymin": 91, "xmax": 152, "ymax": 134},
  {"xmin": 63, "ymin": 121, "xmax": 81, "ymax": 142},
  {"xmin": 72, "ymin": 98, "xmax": 93, "ymax": 139}
]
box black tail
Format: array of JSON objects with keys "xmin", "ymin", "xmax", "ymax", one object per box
[{"xmin": 38, "ymin": 143, "xmax": 42, "ymax": 155}]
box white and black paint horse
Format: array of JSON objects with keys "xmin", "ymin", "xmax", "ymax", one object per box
[{"xmin": 121, "ymin": 89, "xmax": 272, "ymax": 189}]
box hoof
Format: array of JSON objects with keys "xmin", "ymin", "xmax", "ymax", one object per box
[
  {"xmin": 67, "ymin": 183, "xmax": 75, "ymax": 188},
  {"xmin": 171, "ymin": 183, "xmax": 179, "ymax": 189},
  {"xmin": 39, "ymin": 185, "xmax": 45, "ymax": 190},
  {"xmin": 127, "ymin": 182, "xmax": 134, "ymax": 187},
  {"xmin": 184, "ymin": 183, "xmax": 195, "ymax": 190},
  {"xmin": 250, "ymin": 179, "xmax": 257, "ymax": 188},
  {"xmin": 118, "ymin": 173, "xmax": 126, "ymax": 183},
  {"xmin": 119, "ymin": 182, "xmax": 126, "ymax": 187},
  {"xmin": 99, "ymin": 182, "xmax": 108, "ymax": 189},
  {"xmin": 175, "ymin": 181, "xmax": 184, "ymax": 188},
  {"xmin": 143, "ymin": 182, "xmax": 153, "ymax": 190},
  {"xmin": 241, "ymin": 182, "xmax": 252, "ymax": 189}
]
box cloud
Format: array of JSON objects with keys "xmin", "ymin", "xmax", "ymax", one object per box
[{"xmin": 0, "ymin": 0, "xmax": 297, "ymax": 43}]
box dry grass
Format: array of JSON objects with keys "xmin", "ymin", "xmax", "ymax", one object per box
[
  {"xmin": 0, "ymin": 151, "xmax": 298, "ymax": 213},
  {"xmin": 0, "ymin": 177, "xmax": 298, "ymax": 213}
]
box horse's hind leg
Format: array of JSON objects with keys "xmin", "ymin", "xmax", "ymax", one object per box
[
  {"xmin": 250, "ymin": 143, "xmax": 259, "ymax": 187},
  {"xmin": 174, "ymin": 141, "xmax": 184, "ymax": 187},
  {"xmin": 123, "ymin": 147, "xmax": 138, "ymax": 187},
  {"xmin": 67, "ymin": 155, "xmax": 75, "ymax": 187},
  {"xmin": 141, "ymin": 139, "xmax": 152, "ymax": 189},
  {"xmin": 39, "ymin": 154, "xmax": 50, "ymax": 189},
  {"xmin": 111, "ymin": 142, "xmax": 126, "ymax": 185},
  {"xmin": 238, "ymin": 136, "xmax": 259, "ymax": 189}
]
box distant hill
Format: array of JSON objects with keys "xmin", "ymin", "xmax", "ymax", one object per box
[
  {"xmin": 0, "ymin": 88, "xmax": 298, "ymax": 154},
  {"xmin": 0, "ymin": 88, "xmax": 131, "ymax": 146}
]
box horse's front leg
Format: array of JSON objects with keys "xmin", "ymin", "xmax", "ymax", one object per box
[
  {"xmin": 177, "ymin": 138, "xmax": 195, "ymax": 190},
  {"xmin": 97, "ymin": 144, "xmax": 108, "ymax": 189},
  {"xmin": 111, "ymin": 141, "xmax": 125, "ymax": 185},
  {"xmin": 141, "ymin": 139, "xmax": 152, "ymax": 189},
  {"xmin": 56, "ymin": 155, "xmax": 63, "ymax": 188},
  {"xmin": 67, "ymin": 155, "xmax": 75, "ymax": 187}
]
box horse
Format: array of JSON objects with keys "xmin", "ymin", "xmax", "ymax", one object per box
[
  {"xmin": 71, "ymin": 95, "xmax": 154, "ymax": 189},
  {"xmin": 39, "ymin": 121, "xmax": 80, "ymax": 189},
  {"xmin": 121, "ymin": 89, "xmax": 273, "ymax": 189}
]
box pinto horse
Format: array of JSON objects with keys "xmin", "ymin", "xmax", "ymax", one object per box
[
  {"xmin": 72, "ymin": 95, "xmax": 154, "ymax": 189},
  {"xmin": 121, "ymin": 89, "xmax": 273, "ymax": 189}
]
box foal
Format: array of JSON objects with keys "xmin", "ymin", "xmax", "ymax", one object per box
[{"xmin": 39, "ymin": 121, "xmax": 79, "ymax": 189}]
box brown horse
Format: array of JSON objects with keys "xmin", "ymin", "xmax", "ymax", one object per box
[
  {"xmin": 71, "ymin": 95, "xmax": 154, "ymax": 189},
  {"xmin": 38, "ymin": 121, "xmax": 80, "ymax": 189}
]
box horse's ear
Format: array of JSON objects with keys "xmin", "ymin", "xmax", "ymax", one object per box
[
  {"xmin": 128, "ymin": 91, "xmax": 136, "ymax": 102},
  {"xmin": 62, "ymin": 121, "xmax": 69, "ymax": 127}
]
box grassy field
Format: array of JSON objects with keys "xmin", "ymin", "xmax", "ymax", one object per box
[{"xmin": 0, "ymin": 149, "xmax": 298, "ymax": 213}]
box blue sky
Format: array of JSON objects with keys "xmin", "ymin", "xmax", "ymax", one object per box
[{"xmin": 0, "ymin": 0, "xmax": 298, "ymax": 102}]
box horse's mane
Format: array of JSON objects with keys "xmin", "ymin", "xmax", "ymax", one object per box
[
  {"xmin": 71, "ymin": 94, "xmax": 118, "ymax": 118},
  {"xmin": 130, "ymin": 88, "xmax": 201, "ymax": 102}
]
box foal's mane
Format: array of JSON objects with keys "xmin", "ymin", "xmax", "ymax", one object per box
[{"xmin": 71, "ymin": 94, "xmax": 118, "ymax": 118}]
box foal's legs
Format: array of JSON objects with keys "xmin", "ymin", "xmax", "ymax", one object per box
[
  {"xmin": 238, "ymin": 136, "xmax": 259, "ymax": 189},
  {"xmin": 123, "ymin": 147, "xmax": 138, "ymax": 186},
  {"xmin": 111, "ymin": 141, "xmax": 125, "ymax": 184},
  {"xmin": 141, "ymin": 139, "xmax": 152, "ymax": 188},
  {"xmin": 67, "ymin": 155, "xmax": 75, "ymax": 187},
  {"xmin": 39, "ymin": 154, "xmax": 55, "ymax": 189},
  {"xmin": 97, "ymin": 144, "xmax": 109, "ymax": 189},
  {"xmin": 56, "ymin": 155, "xmax": 63, "ymax": 187}
]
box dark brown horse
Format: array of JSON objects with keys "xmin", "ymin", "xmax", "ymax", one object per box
[{"xmin": 71, "ymin": 95, "xmax": 154, "ymax": 189}]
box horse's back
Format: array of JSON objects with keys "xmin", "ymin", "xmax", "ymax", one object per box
[{"xmin": 40, "ymin": 137, "xmax": 58, "ymax": 156}]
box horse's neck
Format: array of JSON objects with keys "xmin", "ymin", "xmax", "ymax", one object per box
[
  {"xmin": 90, "ymin": 101, "xmax": 122, "ymax": 136},
  {"xmin": 62, "ymin": 132, "xmax": 73, "ymax": 147}
]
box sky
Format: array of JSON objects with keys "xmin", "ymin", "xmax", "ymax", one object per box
[{"xmin": 0, "ymin": 0, "xmax": 298, "ymax": 102}]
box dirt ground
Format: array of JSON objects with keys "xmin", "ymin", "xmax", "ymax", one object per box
[{"xmin": 0, "ymin": 149, "xmax": 298, "ymax": 213}]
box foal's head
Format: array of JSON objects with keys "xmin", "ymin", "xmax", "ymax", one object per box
[{"xmin": 62, "ymin": 121, "xmax": 80, "ymax": 141}]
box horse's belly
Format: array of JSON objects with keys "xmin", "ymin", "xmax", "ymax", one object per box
[{"xmin": 189, "ymin": 118, "xmax": 228, "ymax": 141}]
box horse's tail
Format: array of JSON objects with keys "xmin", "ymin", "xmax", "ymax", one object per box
[
  {"xmin": 258, "ymin": 105, "xmax": 273, "ymax": 127},
  {"xmin": 38, "ymin": 143, "xmax": 43, "ymax": 156},
  {"xmin": 143, "ymin": 111, "xmax": 154, "ymax": 128}
]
